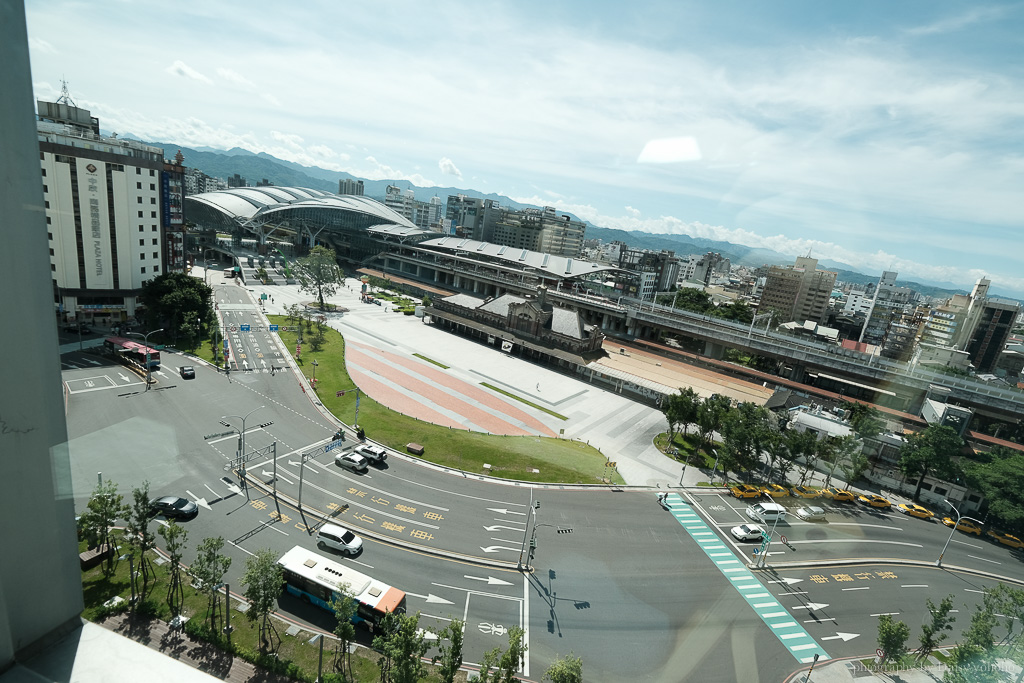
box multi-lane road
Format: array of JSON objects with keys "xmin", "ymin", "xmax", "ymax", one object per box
[{"xmin": 59, "ymin": 279, "xmax": 1024, "ymax": 682}]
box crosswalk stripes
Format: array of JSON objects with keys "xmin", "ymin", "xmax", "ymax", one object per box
[{"xmin": 663, "ymin": 493, "xmax": 829, "ymax": 664}]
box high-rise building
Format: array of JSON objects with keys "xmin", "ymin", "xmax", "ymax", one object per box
[
  {"xmin": 618, "ymin": 249, "xmax": 681, "ymax": 298},
  {"xmin": 859, "ymin": 271, "xmax": 919, "ymax": 346},
  {"xmin": 227, "ymin": 173, "xmax": 246, "ymax": 188},
  {"xmin": 757, "ymin": 256, "xmax": 837, "ymax": 324},
  {"xmin": 679, "ymin": 252, "xmax": 730, "ymax": 286},
  {"xmin": 37, "ymin": 97, "xmax": 186, "ymax": 326},
  {"xmin": 338, "ymin": 178, "xmax": 364, "ymax": 196},
  {"xmin": 489, "ymin": 206, "xmax": 586, "ymax": 258},
  {"xmin": 962, "ymin": 280, "xmax": 1020, "ymax": 373},
  {"xmin": 184, "ymin": 167, "xmax": 227, "ymax": 195}
]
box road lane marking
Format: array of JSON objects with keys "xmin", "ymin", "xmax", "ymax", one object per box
[
  {"xmin": 842, "ymin": 587, "xmax": 870, "ymax": 591},
  {"xmin": 901, "ymin": 585, "xmax": 929, "ymax": 588},
  {"xmin": 870, "ymin": 612, "xmax": 900, "ymax": 616},
  {"xmin": 967, "ymin": 555, "xmax": 1001, "ymax": 564}
]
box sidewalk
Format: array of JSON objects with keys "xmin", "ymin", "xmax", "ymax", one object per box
[{"xmin": 786, "ymin": 653, "xmax": 1023, "ymax": 683}]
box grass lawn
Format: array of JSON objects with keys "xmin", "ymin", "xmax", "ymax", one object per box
[
  {"xmin": 480, "ymin": 382, "xmax": 568, "ymax": 421},
  {"xmin": 270, "ymin": 315, "xmax": 622, "ymax": 485}
]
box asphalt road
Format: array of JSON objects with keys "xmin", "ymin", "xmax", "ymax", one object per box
[{"xmin": 59, "ymin": 280, "xmax": 1024, "ymax": 683}]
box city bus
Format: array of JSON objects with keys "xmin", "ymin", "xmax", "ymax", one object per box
[
  {"xmin": 104, "ymin": 336, "xmax": 161, "ymax": 370},
  {"xmin": 277, "ymin": 545, "xmax": 406, "ymax": 632}
]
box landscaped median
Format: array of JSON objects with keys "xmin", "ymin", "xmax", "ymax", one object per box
[{"xmin": 270, "ymin": 314, "xmax": 624, "ymax": 485}]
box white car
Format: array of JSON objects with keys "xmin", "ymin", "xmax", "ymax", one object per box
[
  {"xmin": 335, "ymin": 452, "xmax": 368, "ymax": 473},
  {"xmin": 730, "ymin": 524, "xmax": 764, "ymax": 542},
  {"xmin": 354, "ymin": 443, "xmax": 387, "ymax": 463},
  {"xmin": 795, "ymin": 506, "xmax": 826, "ymax": 521},
  {"xmin": 316, "ymin": 523, "xmax": 363, "ymax": 555}
]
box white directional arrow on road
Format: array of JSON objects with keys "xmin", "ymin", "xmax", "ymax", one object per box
[
  {"xmin": 479, "ymin": 546, "xmax": 519, "ymax": 554},
  {"xmin": 242, "ymin": 360, "xmax": 250, "ymax": 370},
  {"xmin": 821, "ymin": 632, "xmax": 860, "ymax": 642},
  {"xmin": 261, "ymin": 470, "xmax": 276, "ymax": 480},
  {"xmin": 154, "ymin": 370, "xmax": 167, "ymax": 378},
  {"xmin": 483, "ymin": 525, "xmax": 524, "ymax": 532},
  {"xmin": 261, "ymin": 359, "xmax": 267, "ymax": 369},
  {"xmin": 464, "ymin": 575, "xmax": 513, "ymax": 586},
  {"xmin": 487, "ymin": 508, "xmax": 527, "ymax": 516},
  {"xmin": 118, "ymin": 372, "xmax": 132, "ymax": 383},
  {"xmin": 790, "ymin": 602, "xmax": 830, "ymax": 611},
  {"xmin": 416, "ymin": 629, "xmax": 438, "ymax": 642},
  {"xmin": 225, "ymin": 482, "xmax": 242, "ymax": 495},
  {"xmin": 767, "ymin": 578, "xmax": 803, "ymax": 585},
  {"xmin": 86, "ymin": 358, "xmax": 101, "ymax": 365},
  {"xmin": 185, "ymin": 491, "xmax": 211, "ymax": 510},
  {"xmin": 406, "ymin": 592, "xmax": 455, "ymax": 605}
]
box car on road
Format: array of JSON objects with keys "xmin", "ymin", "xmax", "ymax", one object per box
[
  {"xmin": 354, "ymin": 443, "xmax": 387, "ymax": 463},
  {"xmin": 791, "ymin": 485, "xmax": 821, "ymax": 498},
  {"xmin": 179, "ymin": 365, "xmax": 195, "ymax": 379},
  {"xmin": 759, "ymin": 483, "xmax": 788, "ymax": 498},
  {"xmin": 897, "ymin": 503, "xmax": 935, "ymax": 520},
  {"xmin": 149, "ymin": 496, "xmax": 198, "ymax": 520},
  {"xmin": 795, "ymin": 506, "xmax": 826, "ymax": 521},
  {"xmin": 335, "ymin": 452, "xmax": 369, "ymax": 473},
  {"xmin": 730, "ymin": 524, "xmax": 765, "ymax": 542},
  {"xmin": 857, "ymin": 494, "xmax": 892, "ymax": 509},
  {"xmin": 730, "ymin": 484, "xmax": 761, "ymax": 499},
  {"xmin": 316, "ymin": 523, "xmax": 363, "ymax": 555},
  {"xmin": 987, "ymin": 530, "xmax": 1024, "ymax": 549},
  {"xmin": 942, "ymin": 517, "xmax": 982, "ymax": 535},
  {"xmin": 821, "ymin": 487, "xmax": 855, "ymax": 502}
]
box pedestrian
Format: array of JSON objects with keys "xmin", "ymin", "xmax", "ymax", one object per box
[{"xmin": 536, "ymin": 382, "xmax": 540, "ymax": 391}]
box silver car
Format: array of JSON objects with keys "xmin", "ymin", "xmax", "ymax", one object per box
[
  {"xmin": 795, "ymin": 506, "xmax": 826, "ymax": 521},
  {"xmin": 335, "ymin": 452, "xmax": 368, "ymax": 473},
  {"xmin": 730, "ymin": 524, "xmax": 764, "ymax": 542}
]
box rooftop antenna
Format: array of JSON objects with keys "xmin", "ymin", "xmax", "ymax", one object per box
[{"xmin": 56, "ymin": 78, "xmax": 78, "ymax": 107}]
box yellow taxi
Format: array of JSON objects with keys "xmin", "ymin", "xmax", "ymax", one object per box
[
  {"xmin": 730, "ymin": 484, "xmax": 761, "ymax": 499},
  {"xmin": 987, "ymin": 530, "xmax": 1024, "ymax": 549},
  {"xmin": 791, "ymin": 485, "xmax": 821, "ymax": 498},
  {"xmin": 857, "ymin": 494, "xmax": 892, "ymax": 509},
  {"xmin": 941, "ymin": 517, "xmax": 982, "ymax": 535},
  {"xmin": 896, "ymin": 503, "xmax": 935, "ymax": 520},
  {"xmin": 821, "ymin": 487, "xmax": 855, "ymax": 502},
  {"xmin": 759, "ymin": 484, "xmax": 789, "ymax": 498}
]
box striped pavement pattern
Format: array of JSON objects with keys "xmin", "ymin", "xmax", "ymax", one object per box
[{"xmin": 663, "ymin": 493, "xmax": 829, "ymax": 664}]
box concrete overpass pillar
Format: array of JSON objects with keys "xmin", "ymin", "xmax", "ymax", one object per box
[
  {"xmin": 787, "ymin": 365, "xmax": 806, "ymax": 383},
  {"xmin": 703, "ymin": 341, "xmax": 725, "ymax": 360}
]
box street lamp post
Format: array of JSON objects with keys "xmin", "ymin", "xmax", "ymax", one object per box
[
  {"xmin": 127, "ymin": 328, "xmax": 164, "ymax": 391},
  {"xmin": 936, "ymin": 498, "xmax": 981, "ymax": 567},
  {"xmin": 311, "ymin": 359, "xmax": 318, "ymax": 388},
  {"xmin": 118, "ymin": 553, "xmax": 136, "ymax": 608},
  {"xmin": 220, "ymin": 406, "xmax": 265, "ymax": 500}
]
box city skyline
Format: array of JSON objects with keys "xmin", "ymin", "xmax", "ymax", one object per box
[{"xmin": 25, "ymin": 1, "xmax": 1024, "ymax": 297}]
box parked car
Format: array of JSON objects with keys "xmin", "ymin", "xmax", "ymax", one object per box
[
  {"xmin": 795, "ymin": 506, "xmax": 826, "ymax": 521},
  {"xmin": 316, "ymin": 523, "xmax": 363, "ymax": 555},
  {"xmin": 791, "ymin": 485, "xmax": 821, "ymax": 498},
  {"xmin": 986, "ymin": 530, "xmax": 1024, "ymax": 549},
  {"xmin": 897, "ymin": 503, "xmax": 935, "ymax": 520},
  {"xmin": 730, "ymin": 524, "xmax": 765, "ymax": 542},
  {"xmin": 857, "ymin": 494, "xmax": 892, "ymax": 509},
  {"xmin": 730, "ymin": 484, "xmax": 761, "ymax": 499},
  {"xmin": 335, "ymin": 452, "xmax": 369, "ymax": 473},
  {"xmin": 354, "ymin": 443, "xmax": 387, "ymax": 463},
  {"xmin": 759, "ymin": 484, "xmax": 788, "ymax": 498},
  {"xmin": 942, "ymin": 517, "xmax": 982, "ymax": 535},
  {"xmin": 179, "ymin": 365, "xmax": 195, "ymax": 379},
  {"xmin": 821, "ymin": 487, "xmax": 856, "ymax": 502},
  {"xmin": 149, "ymin": 496, "xmax": 198, "ymax": 520}
]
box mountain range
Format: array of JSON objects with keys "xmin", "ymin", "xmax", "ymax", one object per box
[{"xmin": 151, "ymin": 140, "xmax": 978, "ymax": 300}]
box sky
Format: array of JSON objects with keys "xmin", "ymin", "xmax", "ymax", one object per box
[{"xmin": 24, "ymin": 1, "xmax": 1024, "ymax": 297}]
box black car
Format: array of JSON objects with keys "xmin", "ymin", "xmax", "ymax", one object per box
[
  {"xmin": 179, "ymin": 365, "xmax": 195, "ymax": 379},
  {"xmin": 149, "ymin": 496, "xmax": 198, "ymax": 520}
]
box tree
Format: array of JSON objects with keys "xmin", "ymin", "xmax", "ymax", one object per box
[
  {"xmin": 544, "ymin": 652, "xmax": 583, "ymax": 683},
  {"xmin": 719, "ymin": 402, "xmax": 772, "ymax": 481},
  {"xmin": 670, "ymin": 288, "xmax": 713, "ymax": 314},
  {"xmin": 944, "ymin": 598, "xmax": 1000, "ymax": 683},
  {"xmin": 124, "ymin": 482, "xmax": 157, "ymax": 599},
  {"xmin": 964, "ymin": 448, "xmax": 1024, "ymax": 533},
  {"xmin": 139, "ymin": 271, "xmax": 213, "ymax": 345},
  {"xmin": 899, "ymin": 425, "xmax": 963, "ymax": 501},
  {"xmin": 877, "ymin": 613, "xmax": 910, "ymax": 664},
  {"xmin": 786, "ymin": 429, "xmax": 820, "ymax": 486},
  {"xmin": 242, "ymin": 548, "xmax": 284, "ymax": 652},
  {"xmin": 431, "ymin": 618, "xmax": 465, "ymax": 683},
  {"xmin": 158, "ymin": 520, "xmax": 188, "ymax": 616},
  {"xmin": 191, "ymin": 536, "xmax": 232, "ymax": 633},
  {"xmin": 372, "ymin": 611, "xmax": 429, "ymax": 683},
  {"xmin": 696, "ymin": 394, "xmax": 731, "ymax": 455},
  {"xmin": 79, "ymin": 480, "xmax": 128, "ymax": 576},
  {"xmin": 841, "ymin": 451, "xmax": 871, "ymax": 485},
  {"xmin": 477, "ymin": 626, "xmax": 527, "ymax": 683},
  {"xmin": 330, "ymin": 587, "xmax": 357, "ymax": 679},
  {"xmin": 846, "ymin": 402, "xmax": 885, "ymax": 440},
  {"xmin": 295, "ymin": 245, "xmax": 343, "ymax": 310},
  {"xmin": 917, "ymin": 595, "xmax": 956, "ymax": 661},
  {"xmin": 822, "ymin": 435, "xmax": 861, "ymax": 489},
  {"xmin": 662, "ymin": 387, "xmax": 700, "ymax": 444}
]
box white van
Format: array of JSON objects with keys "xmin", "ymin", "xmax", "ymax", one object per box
[
  {"xmin": 316, "ymin": 523, "xmax": 363, "ymax": 555},
  {"xmin": 746, "ymin": 502, "xmax": 787, "ymax": 523}
]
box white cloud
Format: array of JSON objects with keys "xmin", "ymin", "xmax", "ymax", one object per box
[
  {"xmin": 260, "ymin": 93, "xmax": 282, "ymax": 108},
  {"xmin": 28, "ymin": 37, "xmax": 56, "ymax": 54},
  {"xmin": 359, "ymin": 157, "xmax": 435, "ymax": 187},
  {"xmin": 438, "ymin": 157, "xmax": 462, "ymax": 178},
  {"xmin": 905, "ymin": 7, "xmax": 1008, "ymax": 36},
  {"xmin": 216, "ymin": 67, "xmax": 254, "ymax": 87},
  {"xmin": 164, "ymin": 60, "xmax": 212, "ymax": 85},
  {"xmin": 625, "ymin": 206, "xmax": 641, "ymax": 217}
]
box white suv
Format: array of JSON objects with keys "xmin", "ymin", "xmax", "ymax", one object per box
[
  {"xmin": 355, "ymin": 444, "xmax": 387, "ymax": 463},
  {"xmin": 316, "ymin": 523, "xmax": 363, "ymax": 555}
]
